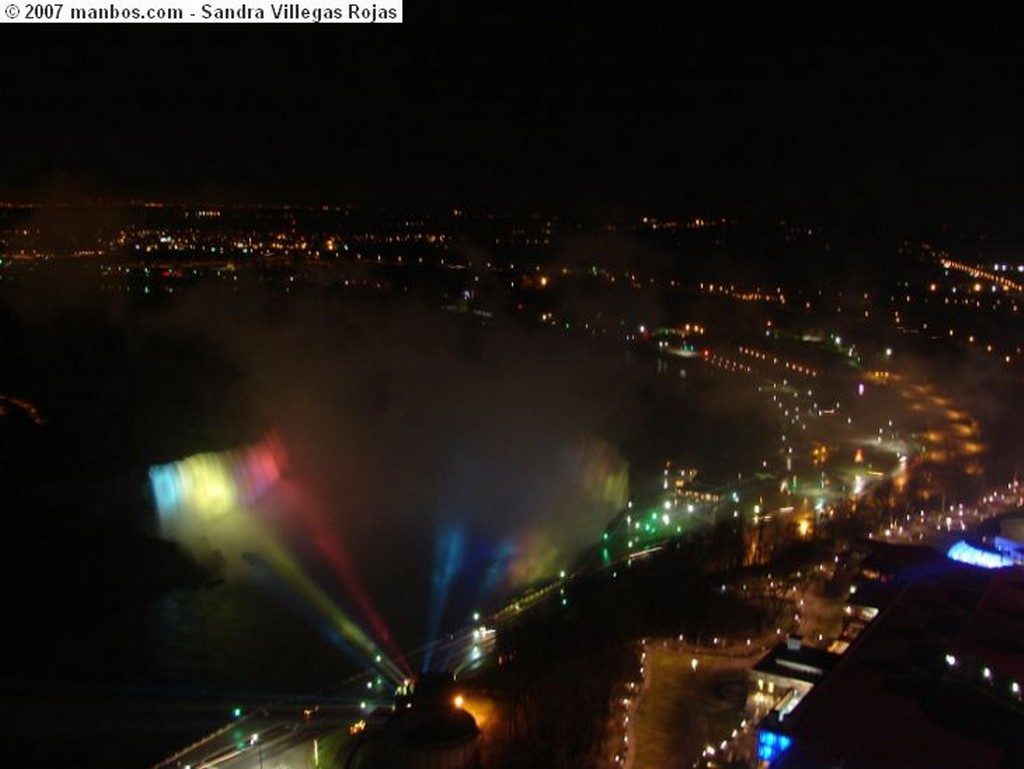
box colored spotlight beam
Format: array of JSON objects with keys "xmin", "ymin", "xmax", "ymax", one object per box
[
  {"xmin": 284, "ymin": 487, "xmax": 412, "ymax": 678},
  {"xmin": 148, "ymin": 438, "xmax": 406, "ymax": 685},
  {"xmin": 423, "ymin": 525, "xmax": 464, "ymax": 671},
  {"xmin": 242, "ymin": 550, "xmax": 367, "ymax": 672},
  {"xmin": 471, "ymin": 541, "xmax": 516, "ymax": 613},
  {"xmin": 249, "ymin": 526, "xmax": 407, "ymax": 685}
]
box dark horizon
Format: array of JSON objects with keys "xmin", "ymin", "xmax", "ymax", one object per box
[{"xmin": 3, "ymin": 8, "xmax": 1024, "ymax": 235}]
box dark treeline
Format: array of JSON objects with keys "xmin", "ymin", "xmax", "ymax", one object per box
[{"xmin": 484, "ymin": 528, "xmax": 765, "ymax": 769}]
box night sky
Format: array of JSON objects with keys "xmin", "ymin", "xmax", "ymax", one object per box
[{"xmin": 3, "ymin": 6, "xmax": 1024, "ymax": 226}]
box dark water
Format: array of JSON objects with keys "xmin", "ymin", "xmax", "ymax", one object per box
[{"xmin": 0, "ymin": 299, "xmax": 772, "ymax": 768}]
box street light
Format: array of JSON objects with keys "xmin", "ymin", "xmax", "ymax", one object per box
[{"xmin": 248, "ymin": 734, "xmax": 263, "ymax": 769}]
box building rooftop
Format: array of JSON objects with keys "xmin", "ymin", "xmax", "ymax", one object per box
[
  {"xmin": 774, "ymin": 562, "xmax": 1024, "ymax": 769},
  {"xmin": 858, "ymin": 541, "xmax": 947, "ymax": 581},
  {"xmin": 752, "ymin": 641, "xmax": 843, "ymax": 686}
]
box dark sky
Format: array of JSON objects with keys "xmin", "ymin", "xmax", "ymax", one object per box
[{"xmin": 2, "ymin": 5, "xmax": 1024, "ymax": 224}]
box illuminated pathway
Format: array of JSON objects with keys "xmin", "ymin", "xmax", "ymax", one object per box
[{"xmin": 622, "ymin": 638, "xmax": 767, "ymax": 769}]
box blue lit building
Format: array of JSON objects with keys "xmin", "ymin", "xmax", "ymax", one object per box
[{"xmin": 755, "ymin": 722, "xmax": 792, "ymax": 765}]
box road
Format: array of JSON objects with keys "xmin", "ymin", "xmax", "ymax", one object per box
[
  {"xmin": 153, "ymin": 617, "xmax": 502, "ymax": 769},
  {"xmin": 155, "ymin": 704, "xmax": 353, "ymax": 769}
]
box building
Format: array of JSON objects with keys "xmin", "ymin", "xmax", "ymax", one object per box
[
  {"xmin": 749, "ymin": 637, "xmax": 841, "ymax": 721},
  {"xmin": 757, "ymin": 562, "xmax": 1024, "ymax": 768},
  {"xmin": 344, "ymin": 673, "xmax": 480, "ymax": 769}
]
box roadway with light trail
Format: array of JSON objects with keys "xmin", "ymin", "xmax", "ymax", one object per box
[{"xmin": 155, "ymin": 705, "xmax": 352, "ymax": 769}]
